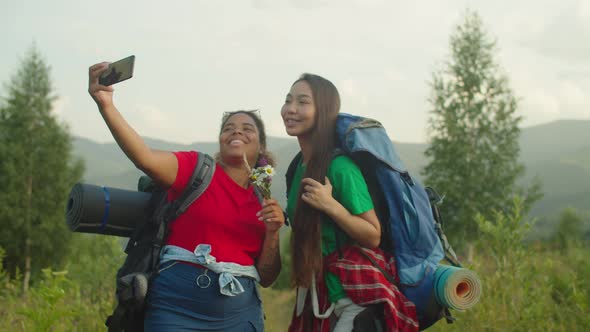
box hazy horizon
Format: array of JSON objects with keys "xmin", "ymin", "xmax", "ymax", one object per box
[{"xmin": 72, "ymin": 117, "xmax": 589, "ymax": 146}]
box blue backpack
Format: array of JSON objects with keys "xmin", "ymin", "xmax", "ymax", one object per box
[{"xmin": 285, "ymin": 113, "xmax": 461, "ymax": 330}]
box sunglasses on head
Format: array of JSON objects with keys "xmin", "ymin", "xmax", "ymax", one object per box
[{"xmin": 222, "ymin": 109, "xmax": 261, "ymax": 123}]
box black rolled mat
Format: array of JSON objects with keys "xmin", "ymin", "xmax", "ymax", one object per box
[{"xmin": 66, "ymin": 183, "xmax": 152, "ymax": 237}]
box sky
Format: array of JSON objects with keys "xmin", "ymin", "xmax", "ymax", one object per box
[{"xmin": 1, "ymin": 0, "xmax": 589, "ymax": 144}]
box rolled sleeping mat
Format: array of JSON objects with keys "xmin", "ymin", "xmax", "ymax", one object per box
[
  {"xmin": 433, "ymin": 265, "xmax": 482, "ymax": 311},
  {"xmin": 66, "ymin": 183, "xmax": 152, "ymax": 237}
]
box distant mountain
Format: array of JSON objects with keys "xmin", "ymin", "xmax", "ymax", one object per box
[
  {"xmin": 72, "ymin": 119, "xmax": 590, "ymax": 236},
  {"xmin": 519, "ymin": 120, "xmax": 590, "ymax": 163},
  {"xmin": 518, "ymin": 121, "xmax": 590, "ymax": 220}
]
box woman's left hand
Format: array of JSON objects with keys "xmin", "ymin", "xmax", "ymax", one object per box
[
  {"xmin": 257, "ymin": 199, "xmax": 285, "ymax": 234},
  {"xmin": 300, "ymin": 177, "xmax": 335, "ymax": 212}
]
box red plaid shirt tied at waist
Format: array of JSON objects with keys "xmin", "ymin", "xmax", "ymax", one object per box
[{"xmin": 288, "ymin": 245, "xmax": 419, "ymax": 332}]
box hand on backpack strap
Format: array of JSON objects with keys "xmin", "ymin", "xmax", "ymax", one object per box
[{"xmin": 301, "ymin": 177, "xmax": 335, "ymax": 213}]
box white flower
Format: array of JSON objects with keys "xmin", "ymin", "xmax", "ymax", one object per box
[{"xmin": 249, "ymin": 164, "xmax": 274, "ymax": 199}]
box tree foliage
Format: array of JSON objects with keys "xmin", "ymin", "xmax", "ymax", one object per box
[
  {"xmin": 422, "ymin": 11, "xmax": 542, "ymax": 243},
  {"xmin": 0, "ymin": 45, "xmax": 84, "ymax": 283},
  {"xmin": 553, "ymin": 207, "xmax": 585, "ymax": 251},
  {"xmin": 426, "ymin": 199, "xmax": 590, "ymax": 332}
]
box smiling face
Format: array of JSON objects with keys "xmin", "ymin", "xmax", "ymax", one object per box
[
  {"xmin": 219, "ymin": 112, "xmax": 261, "ymax": 166},
  {"xmin": 281, "ymin": 80, "xmax": 317, "ymax": 139}
]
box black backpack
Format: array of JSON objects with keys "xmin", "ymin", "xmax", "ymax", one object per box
[{"xmin": 105, "ymin": 152, "xmax": 215, "ymax": 332}]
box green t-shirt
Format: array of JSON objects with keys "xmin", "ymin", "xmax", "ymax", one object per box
[{"xmin": 286, "ymin": 155, "xmax": 374, "ymax": 303}]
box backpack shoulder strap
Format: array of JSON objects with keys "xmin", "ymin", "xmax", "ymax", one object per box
[
  {"xmin": 286, "ymin": 150, "xmax": 343, "ymax": 196},
  {"xmin": 332, "ymin": 148, "xmax": 344, "ymax": 159},
  {"xmin": 425, "ymin": 187, "xmax": 461, "ymax": 267},
  {"xmin": 356, "ymin": 246, "xmax": 397, "ymax": 285},
  {"xmin": 169, "ymin": 152, "xmax": 216, "ymax": 220},
  {"xmin": 108, "ymin": 153, "xmax": 215, "ymax": 332},
  {"xmin": 285, "ymin": 151, "xmax": 303, "ymax": 198},
  {"xmin": 284, "ymin": 152, "xmax": 304, "ymax": 227}
]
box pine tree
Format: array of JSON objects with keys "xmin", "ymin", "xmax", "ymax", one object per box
[
  {"xmin": 423, "ymin": 11, "xmax": 542, "ymax": 244},
  {"xmin": 0, "ymin": 45, "xmax": 84, "ymax": 292}
]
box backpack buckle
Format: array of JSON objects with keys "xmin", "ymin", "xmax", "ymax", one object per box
[
  {"xmin": 401, "ymin": 172, "xmax": 414, "ymax": 185},
  {"xmin": 118, "ymin": 273, "xmax": 149, "ymax": 305}
]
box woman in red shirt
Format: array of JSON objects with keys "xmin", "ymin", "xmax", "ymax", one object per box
[{"xmin": 88, "ymin": 62, "xmax": 284, "ymax": 331}]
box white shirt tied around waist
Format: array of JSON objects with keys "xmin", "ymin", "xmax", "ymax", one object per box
[{"xmin": 159, "ymin": 244, "xmax": 260, "ymax": 296}]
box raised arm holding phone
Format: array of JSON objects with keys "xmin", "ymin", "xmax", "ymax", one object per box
[{"xmin": 88, "ymin": 58, "xmax": 284, "ymax": 331}]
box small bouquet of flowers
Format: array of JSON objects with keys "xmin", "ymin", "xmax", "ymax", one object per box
[{"xmin": 244, "ymin": 154, "xmax": 274, "ymax": 199}]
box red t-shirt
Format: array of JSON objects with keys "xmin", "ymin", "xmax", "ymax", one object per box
[{"xmin": 165, "ymin": 151, "xmax": 266, "ymax": 265}]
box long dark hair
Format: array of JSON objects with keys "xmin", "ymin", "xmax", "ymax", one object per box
[{"xmin": 291, "ymin": 73, "xmax": 340, "ymax": 287}]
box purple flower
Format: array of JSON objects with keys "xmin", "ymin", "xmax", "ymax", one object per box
[{"xmin": 257, "ymin": 157, "xmax": 268, "ymax": 167}]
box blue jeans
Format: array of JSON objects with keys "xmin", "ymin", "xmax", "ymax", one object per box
[{"xmin": 144, "ymin": 261, "xmax": 264, "ymax": 331}]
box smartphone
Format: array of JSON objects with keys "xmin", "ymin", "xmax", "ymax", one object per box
[{"xmin": 99, "ymin": 55, "xmax": 135, "ymax": 86}]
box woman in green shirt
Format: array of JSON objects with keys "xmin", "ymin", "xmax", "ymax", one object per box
[{"xmin": 281, "ymin": 73, "xmax": 382, "ymax": 331}]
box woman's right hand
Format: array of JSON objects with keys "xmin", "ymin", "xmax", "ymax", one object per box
[{"xmin": 88, "ymin": 62, "xmax": 114, "ymax": 109}]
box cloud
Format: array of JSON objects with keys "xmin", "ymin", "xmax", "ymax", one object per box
[
  {"xmin": 338, "ymin": 78, "xmax": 369, "ymax": 111},
  {"xmin": 339, "ymin": 79, "xmax": 357, "ymax": 98},
  {"xmin": 384, "ymin": 67, "xmax": 407, "ymax": 83},
  {"xmin": 557, "ymin": 69, "xmax": 590, "ymax": 81},
  {"xmin": 519, "ymin": 78, "xmax": 590, "ymax": 127},
  {"xmin": 251, "ymin": 0, "xmax": 332, "ymax": 10},
  {"xmin": 251, "ymin": 0, "xmax": 275, "ymax": 9},
  {"xmin": 4, "ymin": 0, "xmax": 590, "ymax": 146},
  {"xmin": 523, "ymin": 1, "xmax": 590, "ymax": 62},
  {"xmin": 558, "ymin": 81, "xmax": 585, "ymax": 106},
  {"xmin": 128, "ymin": 104, "xmax": 176, "ymax": 139},
  {"xmin": 520, "ymin": 89, "xmax": 561, "ymax": 124},
  {"xmin": 557, "ymin": 80, "xmax": 590, "ymax": 118},
  {"xmin": 578, "ymin": 0, "xmax": 590, "ymax": 22}
]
